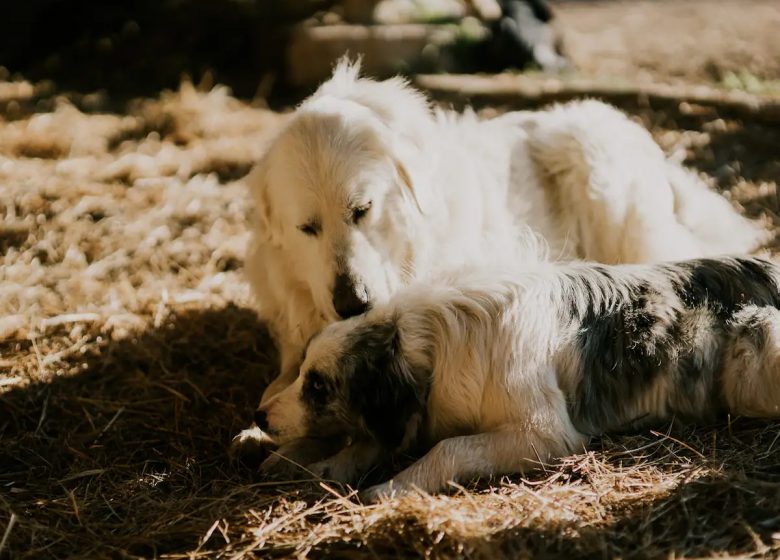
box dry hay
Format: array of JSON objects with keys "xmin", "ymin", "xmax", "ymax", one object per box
[{"xmin": 1, "ymin": 73, "xmax": 780, "ymax": 559}]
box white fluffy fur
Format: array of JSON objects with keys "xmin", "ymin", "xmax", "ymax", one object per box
[{"xmin": 241, "ymin": 60, "xmax": 766, "ymax": 444}]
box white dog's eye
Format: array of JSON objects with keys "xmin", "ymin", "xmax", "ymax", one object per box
[
  {"xmin": 298, "ymin": 222, "xmax": 320, "ymax": 237},
  {"xmin": 352, "ymin": 202, "xmax": 372, "ymax": 224}
]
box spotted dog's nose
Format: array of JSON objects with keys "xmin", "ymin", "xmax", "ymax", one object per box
[
  {"xmin": 254, "ymin": 409, "xmax": 269, "ymax": 431},
  {"xmin": 332, "ymin": 272, "xmax": 370, "ymax": 318}
]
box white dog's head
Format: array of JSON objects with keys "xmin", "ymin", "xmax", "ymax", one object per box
[
  {"xmin": 256, "ymin": 311, "xmax": 429, "ymax": 450},
  {"xmin": 249, "ymin": 59, "xmax": 433, "ymax": 319}
]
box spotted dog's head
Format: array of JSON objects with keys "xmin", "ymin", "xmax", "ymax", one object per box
[{"xmin": 257, "ymin": 315, "xmax": 429, "ymax": 451}]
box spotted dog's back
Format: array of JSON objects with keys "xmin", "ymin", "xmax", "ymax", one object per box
[{"xmin": 556, "ymin": 257, "xmax": 780, "ymax": 436}]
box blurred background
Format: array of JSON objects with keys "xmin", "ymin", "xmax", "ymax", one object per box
[
  {"xmin": 2, "ymin": 0, "xmax": 777, "ymax": 103},
  {"xmin": 0, "ymin": 0, "xmax": 572, "ymax": 100}
]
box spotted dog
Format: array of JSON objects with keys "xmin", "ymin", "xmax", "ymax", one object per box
[{"xmin": 256, "ymin": 257, "xmax": 780, "ymax": 500}]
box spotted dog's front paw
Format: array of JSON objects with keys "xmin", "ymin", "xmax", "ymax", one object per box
[
  {"xmin": 359, "ymin": 480, "xmax": 414, "ymax": 503},
  {"xmin": 229, "ymin": 426, "xmax": 275, "ymax": 466}
]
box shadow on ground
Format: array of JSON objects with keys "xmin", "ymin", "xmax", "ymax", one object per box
[
  {"xmin": 273, "ymin": 428, "xmax": 780, "ymax": 559},
  {"xmin": 0, "ymin": 304, "xmax": 280, "ymax": 557},
  {"xmin": 303, "ymin": 420, "xmax": 780, "ymax": 559},
  {"xmin": 0, "ymin": 0, "xmax": 295, "ymax": 100}
]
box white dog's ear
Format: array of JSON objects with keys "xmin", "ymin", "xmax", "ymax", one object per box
[
  {"xmin": 388, "ymin": 128, "xmax": 435, "ymax": 215},
  {"xmin": 394, "ymin": 158, "xmax": 425, "ymax": 215},
  {"xmin": 246, "ymin": 161, "xmax": 283, "ymax": 246}
]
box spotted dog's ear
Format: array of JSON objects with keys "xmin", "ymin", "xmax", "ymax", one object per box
[
  {"xmin": 350, "ymin": 322, "xmax": 426, "ymax": 450},
  {"xmin": 246, "ymin": 159, "xmax": 283, "ymax": 246}
]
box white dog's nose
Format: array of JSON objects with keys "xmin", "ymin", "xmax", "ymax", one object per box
[{"xmin": 332, "ymin": 272, "xmax": 370, "ymax": 318}]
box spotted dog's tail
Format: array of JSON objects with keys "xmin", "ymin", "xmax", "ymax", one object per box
[{"xmin": 665, "ymin": 163, "xmax": 769, "ymax": 256}]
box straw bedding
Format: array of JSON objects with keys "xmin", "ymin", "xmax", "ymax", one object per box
[{"xmin": 1, "ymin": 76, "xmax": 780, "ymax": 558}]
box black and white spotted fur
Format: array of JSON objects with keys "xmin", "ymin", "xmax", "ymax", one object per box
[{"xmin": 259, "ymin": 257, "xmax": 780, "ymax": 500}]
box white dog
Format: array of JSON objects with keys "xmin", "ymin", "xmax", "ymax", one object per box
[
  {"xmin": 236, "ymin": 59, "xmax": 766, "ymax": 462},
  {"xmin": 258, "ymin": 257, "xmax": 780, "ymax": 500}
]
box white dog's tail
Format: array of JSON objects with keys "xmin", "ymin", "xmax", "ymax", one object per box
[{"xmin": 664, "ymin": 162, "xmax": 769, "ymax": 255}]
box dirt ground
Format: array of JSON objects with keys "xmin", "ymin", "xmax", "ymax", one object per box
[
  {"xmin": 556, "ymin": 0, "xmax": 780, "ymax": 89},
  {"xmin": 2, "ymin": 1, "xmax": 780, "ymax": 558}
]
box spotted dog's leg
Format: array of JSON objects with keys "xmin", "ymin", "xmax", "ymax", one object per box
[
  {"xmin": 308, "ymin": 440, "xmax": 385, "ymax": 485},
  {"xmin": 361, "ymin": 426, "xmax": 584, "ymax": 502}
]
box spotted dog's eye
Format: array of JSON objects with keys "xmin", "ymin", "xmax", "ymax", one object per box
[
  {"xmin": 303, "ymin": 369, "xmax": 329, "ymax": 405},
  {"xmin": 298, "ymin": 221, "xmax": 320, "ymax": 237},
  {"xmin": 352, "ymin": 202, "xmax": 372, "ymax": 224}
]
